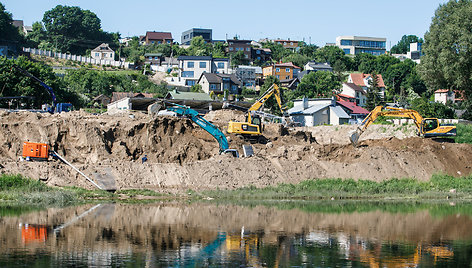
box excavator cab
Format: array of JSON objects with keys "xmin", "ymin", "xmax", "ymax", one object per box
[{"xmin": 422, "ymin": 118, "xmax": 439, "ymax": 133}]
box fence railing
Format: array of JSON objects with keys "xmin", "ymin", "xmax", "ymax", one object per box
[{"xmin": 23, "ymin": 47, "xmax": 133, "ymax": 69}]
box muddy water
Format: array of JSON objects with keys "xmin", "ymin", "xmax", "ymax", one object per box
[{"xmin": 1, "ymin": 201, "xmax": 472, "ymax": 267}]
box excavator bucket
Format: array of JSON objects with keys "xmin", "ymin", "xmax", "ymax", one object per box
[{"xmin": 349, "ymin": 131, "xmax": 360, "ymax": 147}]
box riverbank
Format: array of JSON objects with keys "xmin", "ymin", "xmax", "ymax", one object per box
[{"xmin": 2, "ymin": 173, "xmax": 472, "ymax": 206}]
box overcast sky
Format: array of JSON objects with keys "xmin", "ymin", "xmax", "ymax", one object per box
[{"xmin": 3, "ymin": 0, "xmax": 448, "ymax": 48}]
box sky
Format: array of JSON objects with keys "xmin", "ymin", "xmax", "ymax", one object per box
[{"xmin": 3, "ymin": 0, "xmax": 449, "ymax": 49}]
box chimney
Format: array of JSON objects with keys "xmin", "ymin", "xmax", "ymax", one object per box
[{"xmin": 303, "ymin": 97, "xmax": 309, "ymax": 109}]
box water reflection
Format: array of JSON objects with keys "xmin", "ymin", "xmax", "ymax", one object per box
[{"xmin": 0, "ymin": 202, "xmax": 471, "ymax": 267}]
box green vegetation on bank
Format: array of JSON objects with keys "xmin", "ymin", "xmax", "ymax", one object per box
[
  {"xmin": 0, "ymin": 174, "xmax": 169, "ymax": 206},
  {"xmin": 202, "ymin": 174, "xmax": 472, "ymax": 200},
  {"xmin": 455, "ymin": 123, "xmax": 472, "ymax": 144}
]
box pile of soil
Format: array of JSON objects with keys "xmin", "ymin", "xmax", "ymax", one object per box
[{"xmin": 1, "ymin": 110, "xmax": 471, "ymax": 191}]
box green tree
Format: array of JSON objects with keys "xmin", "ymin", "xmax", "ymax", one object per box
[
  {"xmin": 187, "ymin": 36, "xmax": 210, "ymax": 56},
  {"xmin": 281, "ymin": 54, "xmax": 310, "ymax": 70},
  {"xmin": 259, "ymin": 76, "xmax": 283, "ymax": 115},
  {"xmin": 294, "ymin": 71, "xmax": 341, "ymax": 99},
  {"xmin": 365, "ymin": 72, "xmax": 384, "ymax": 110},
  {"xmin": 230, "ymin": 50, "xmax": 249, "ymax": 67},
  {"xmin": 417, "ymin": 0, "xmax": 472, "ymax": 119},
  {"xmin": 0, "ymin": 3, "xmax": 23, "ymax": 42},
  {"xmin": 41, "ymin": 5, "xmax": 118, "ymax": 54},
  {"xmin": 353, "ymin": 53, "xmax": 375, "ymax": 71},
  {"xmin": 314, "ymin": 46, "xmax": 351, "ymax": 73},
  {"xmin": 390, "ymin": 35, "xmax": 424, "ymax": 54},
  {"xmin": 410, "ymin": 98, "xmax": 455, "ymax": 118},
  {"xmin": 298, "ymin": 42, "xmax": 319, "ymax": 58},
  {"xmin": 262, "ymin": 42, "xmax": 291, "ymax": 62}
]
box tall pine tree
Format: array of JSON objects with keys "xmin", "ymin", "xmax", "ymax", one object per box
[{"xmin": 365, "ymin": 72, "xmax": 384, "ymax": 111}]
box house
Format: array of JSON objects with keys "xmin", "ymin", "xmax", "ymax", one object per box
[
  {"xmin": 434, "ymin": 89, "xmax": 455, "ymax": 104},
  {"xmin": 288, "ymin": 98, "xmax": 350, "ymax": 126},
  {"xmin": 304, "ymin": 62, "xmax": 333, "ymax": 72},
  {"xmin": 91, "ymin": 43, "xmax": 115, "ymax": 60},
  {"xmin": 181, "ymin": 28, "xmax": 212, "ymax": 45},
  {"xmin": 144, "ymin": 53, "xmax": 164, "ymax": 66},
  {"xmin": 235, "ymin": 65, "xmax": 262, "ymax": 88},
  {"xmin": 280, "ymin": 78, "xmax": 299, "ymax": 91},
  {"xmin": 273, "ymin": 39, "xmax": 300, "ymax": 50},
  {"xmin": 111, "ymin": 92, "xmax": 154, "ymax": 103},
  {"xmin": 336, "ymin": 100, "xmax": 370, "ymax": 123},
  {"xmin": 92, "ymin": 94, "xmax": 111, "ymax": 107},
  {"xmin": 347, "ymin": 73, "xmax": 386, "ymax": 99},
  {"xmin": 177, "ymin": 56, "xmax": 230, "ymax": 86},
  {"xmin": 262, "ymin": 62, "xmax": 300, "ymax": 80},
  {"xmin": 197, "ymin": 73, "xmax": 241, "ymax": 95},
  {"xmin": 227, "ymin": 39, "xmax": 252, "ymax": 59},
  {"xmin": 165, "ymin": 90, "xmax": 212, "ymax": 101},
  {"xmin": 144, "ymin": 31, "xmax": 173, "ymax": 45},
  {"xmin": 339, "ymin": 83, "xmax": 367, "ymax": 107},
  {"xmin": 252, "ymin": 47, "xmax": 271, "ymax": 62},
  {"xmin": 336, "ymin": 36, "xmax": 386, "ymax": 55}
]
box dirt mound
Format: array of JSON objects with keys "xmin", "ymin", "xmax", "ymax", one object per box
[{"xmin": 1, "ymin": 111, "xmax": 472, "ymax": 191}]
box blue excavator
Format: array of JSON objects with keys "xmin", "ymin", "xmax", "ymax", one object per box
[
  {"xmin": 10, "ymin": 63, "xmax": 72, "ymax": 113},
  {"xmin": 165, "ymin": 102, "xmax": 239, "ymax": 157}
]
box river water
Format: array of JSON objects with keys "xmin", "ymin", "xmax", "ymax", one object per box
[{"xmin": 0, "ymin": 201, "xmax": 471, "ymax": 267}]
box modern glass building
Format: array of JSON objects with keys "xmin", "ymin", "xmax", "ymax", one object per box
[{"xmin": 336, "ymin": 36, "xmax": 386, "ymax": 56}]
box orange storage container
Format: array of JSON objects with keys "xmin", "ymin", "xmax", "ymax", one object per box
[{"xmin": 22, "ymin": 142, "xmax": 49, "ymax": 159}]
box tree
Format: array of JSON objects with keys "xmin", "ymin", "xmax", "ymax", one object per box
[
  {"xmin": 417, "ymin": 0, "xmax": 472, "ymax": 119},
  {"xmin": 298, "ymin": 42, "xmax": 318, "ymax": 58},
  {"xmin": 41, "ymin": 5, "xmax": 118, "ymax": 54},
  {"xmin": 410, "ymin": 98, "xmax": 455, "ymax": 118},
  {"xmin": 365, "ymin": 72, "xmax": 384, "ymax": 110},
  {"xmin": 314, "ymin": 46, "xmax": 351, "ymax": 73},
  {"xmin": 187, "ymin": 36, "xmax": 210, "ymax": 56},
  {"xmin": 259, "ymin": 76, "xmax": 282, "ymax": 115},
  {"xmin": 0, "ymin": 3, "xmax": 23, "ymax": 42},
  {"xmin": 230, "ymin": 50, "xmax": 249, "ymax": 67},
  {"xmin": 262, "ymin": 42, "xmax": 291, "ymax": 62},
  {"xmin": 294, "ymin": 71, "xmax": 341, "ymax": 99},
  {"xmin": 390, "ymin": 35, "xmax": 424, "ymax": 54},
  {"xmin": 281, "ymin": 54, "xmax": 310, "ymax": 70}
]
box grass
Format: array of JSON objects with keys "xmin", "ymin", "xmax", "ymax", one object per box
[
  {"xmin": 455, "ymin": 123, "xmax": 472, "ymax": 144},
  {"xmin": 202, "ymin": 174, "xmax": 472, "ymax": 201},
  {"xmin": 0, "ymin": 174, "xmax": 170, "ymax": 206}
]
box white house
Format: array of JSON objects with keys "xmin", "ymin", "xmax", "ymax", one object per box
[
  {"xmin": 288, "ymin": 98, "xmax": 350, "ymax": 126},
  {"xmin": 339, "ymin": 83, "xmax": 367, "ymax": 107},
  {"xmin": 177, "ymin": 56, "xmax": 230, "ymax": 86},
  {"xmin": 434, "ymin": 89, "xmax": 455, "ymax": 104},
  {"xmin": 91, "ymin": 43, "xmax": 115, "ymax": 60},
  {"xmin": 347, "ymin": 73, "xmax": 386, "ymax": 99}
]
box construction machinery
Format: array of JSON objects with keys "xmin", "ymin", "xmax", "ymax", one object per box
[
  {"xmin": 10, "ymin": 63, "xmax": 72, "ymax": 113},
  {"xmin": 350, "ymin": 105, "xmax": 457, "ymax": 146},
  {"xmin": 227, "ymin": 84, "xmax": 287, "ymax": 143},
  {"xmin": 166, "ymin": 102, "xmax": 239, "ymax": 157}
]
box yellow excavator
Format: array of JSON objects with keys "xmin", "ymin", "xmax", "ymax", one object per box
[
  {"xmin": 350, "ymin": 106, "xmax": 457, "ymax": 146},
  {"xmin": 227, "ymin": 84, "xmax": 287, "ymax": 143}
]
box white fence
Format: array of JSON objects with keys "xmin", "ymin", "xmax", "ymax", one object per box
[{"xmin": 23, "ymin": 47, "xmax": 133, "ymax": 69}]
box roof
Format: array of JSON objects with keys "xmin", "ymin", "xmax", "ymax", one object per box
[
  {"xmin": 350, "ymin": 73, "xmax": 385, "ymax": 87},
  {"xmin": 330, "ymin": 106, "xmax": 351, "ymax": 119},
  {"xmin": 288, "ymin": 103, "xmax": 330, "ymax": 115},
  {"xmin": 165, "ymin": 90, "xmax": 212, "ymax": 101},
  {"xmin": 306, "ymin": 62, "xmax": 333, "ymax": 70},
  {"xmin": 178, "ymin": 56, "xmax": 213, "ymax": 61},
  {"xmin": 111, "ymin": 92, "xmax": 154, "ymax": 103},
  {"xmin": 435, "ymin": 89, "xmax": 450, "ymax": 93},
  {"xmin": 336, "ymin": 101, "xmax": 369, "ymax": 115},
  {"xmin": 92, "ymin": 43, "xmax": 114, "ymax": 52},
  {"xmin": 144, "ymin": 53, "xmax": 163, "ymax": 57},
  {"xmin": 274, "ymin": 62, "xmax": 301, "ymax": 69},
  {"xmin": 146, "ymin": 31, "xmax": 173, "ymax": 40},
  {"xmin": 337, "ymin": 93, "xmax": 355, "ymax": 99},
  {"xmin": 92, "ymin": 94, "xmax": 111, "ymax": 102},
  {"xmin": 199, "ymin": 73, "xmax": 241, "ymax": 85},
  {"xmin": 344, "ymin": 82, "xmax": 365, "ymax": 93}
]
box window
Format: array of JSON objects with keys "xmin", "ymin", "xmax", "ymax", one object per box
[
  {"xmin": 187, "ymin": 62, "xmax": 194, "ymax": 68},
  {"xmin": 229, "ymin": 47, "xmax": 234, "ymax": 51},
  {"xmin": 340, "ymin": 40, "xmax": 352, "ymax": 46},
  {"xmin": 210, "ymin": 84, "xmax": 218, "ymax": 90},
  {"xmin": 217, "ymin": 62, "xmax": 225, "ymax": 68},
  {"xmin": 256, "ymin": 50, "xmax": 261, "ymax": 54},
  {"xmin": 199, "ymin": 62, "xmax": 207, "ymax": 68},
  {"xmin": 286, "ymin": 76, "xmax": 290, "ymax": 79},
  {"xmin": 167, "ymin": 40, "xmax": 171, "ymax": 44},
  {"xmin": 343, "ymin": 49, "xmax": 351, "ymax": 55},
  {"xmin": 276, "ymin": 75, "xmax": 280, "ymax": 79},
  {"xmin": 182, "ymin": 71, "xmax": 194, "ymax": 78},
  {"xmin": 148, "ymin": 56, "xmax": 153, "ymax": 60},
  {"xmin": 246, "ymin": 47, "xmax": 250, "ymax": 51},
  {"xmin": 95, "ymin": 53, "xmax": 99, "ymax": 57},
  {"xmin": 276, "ymin": 68, "xmax": 280, "ymax": 72},
  {"xmin": 286, "ymin": 68, "xmax": 290, "ymax": 72},
  {"xmin": 151, "ymin": 41, "xmax": 155, "ymax": 44},
  {"xmin": 154, "ymin": 57, "xmax": 159, "ymax": 60},
  {"xmin": 158, "ymin": 41, "xmax": 162, "ymax": 44},
  {"xmin": 186, "ymin": 80, "xmax": 196, "ymax": 86}
]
